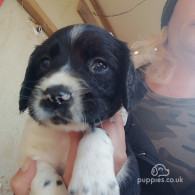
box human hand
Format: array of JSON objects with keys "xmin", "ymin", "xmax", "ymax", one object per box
[
  {"xmin": 11, "ymin": 158, "xmax": 36, "ymax": 195},
  {"xmin": 10, "ymin": 132, "xmax": 84, "ymax": 194},
  {"xmin": 11, "ymin": 111, "xmax": 126, "ymax": 194},
  {"xmin": 63, "ymin": 112, "xmax": 127, "ymax": 185},
  {"xmin": 100, "ymin": 111, "xmax": 127, "ymax": 174}
]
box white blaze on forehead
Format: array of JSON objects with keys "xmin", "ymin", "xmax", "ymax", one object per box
[
  {"xmin": 69, "ymin": 24, "xmax": 85, "ymax": 43},
  {"xmin": 40, "ymin": 72, "xmax": 80, "ymax": 92}
]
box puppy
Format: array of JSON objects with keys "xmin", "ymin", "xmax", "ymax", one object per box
[{"xmin": 19, "ymin": 24, "xmax": 146, "ymax": 195}]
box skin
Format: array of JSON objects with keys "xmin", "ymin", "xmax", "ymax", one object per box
[
  {"xmin": 146, "ymin": 0, "xmax": 195, "ymax": 98},
  {"xmin": 11, "ymin": 112, "xmax": 127, "ymax": 195}
]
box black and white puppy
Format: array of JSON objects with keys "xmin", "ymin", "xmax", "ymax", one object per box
[{"xmin": 19, "ymin": 24, "xmax": 146, "ymax": 195}]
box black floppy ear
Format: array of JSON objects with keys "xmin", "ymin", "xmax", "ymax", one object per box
[
  {"xmin": 19, "ymin": 64, "xmax": 34, "ymax": 112},
  {"xmin": 121, "ymin": 52, "xmax": 147, "ymax": 112},
  {"xmin": 19, "ymin": 53, "xmax": 37, "ymax": 112}
]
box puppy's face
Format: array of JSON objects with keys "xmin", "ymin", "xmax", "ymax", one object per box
[{"xmin": 19, "ymin": 24, "xmax": 146, "ymax": 131}]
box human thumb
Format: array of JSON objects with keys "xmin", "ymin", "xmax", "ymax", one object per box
[{"xmin": 11, "ymin": 158, "xmax": 36, "ymax": 195}]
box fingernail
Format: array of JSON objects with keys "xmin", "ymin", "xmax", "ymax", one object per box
[{"xmin": 21, "ymin": 157, "xmax": 32, "ymax": 172}]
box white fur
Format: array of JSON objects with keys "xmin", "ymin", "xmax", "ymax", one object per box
[
  {"xmin": 31, "ymin": 71, "xmax": 87, "ymax": 129},
  {"xmin": 40, "ymin": 72, "xmax": 80, "ymax": 92},
  {"xmin": 19, "ymin": 118, "xmax": 70, "ymax": 170},
  {"xmin": 69, "ymin": 24, "xmax": 85, "ymax": 44},
  {"xmin": 30, "ymin": 161, "xmax": 67, "ymax": 195},
  {"xmin": 69, "ymin": 128, "xmax": 119, "ymax": 195},
  {"xmin": 20, "ymin": 119, "xmax": 119, "ymax": 195}
]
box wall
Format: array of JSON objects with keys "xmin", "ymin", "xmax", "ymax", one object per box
[
  {"xmin": 99, "ymin": 0, "xmax": 166, "ymax": 44},
  {"xmin": 37, "ymin": 0, "xmax": 83, "ymax": 28},
  {"xmin": 0, "ymin": 0, "xmax": 83, "ymax": 194},
  {"xmin": 37, "ymin": 0, "xmax": 103, "ymax": 29}
]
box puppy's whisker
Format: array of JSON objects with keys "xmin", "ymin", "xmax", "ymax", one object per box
[
  {"xmin": 20, "ymin": 96, "xmax": 29, "ymax": 99},
  {"xmin": 97, "ymin": 117, "xmax": 103, "ymax": 127},
  {"xmin": 74, "ymin": 89, "xmax": 89, "ymax": 95},
  {"xmin": 83, "ymin": 98, "xmax": 108, "ymax": 111},
  {"xmin": 75, "ymin": 87, "xmax": 89, "ymax": 92},
  {"xmin": 81, "ymin": 112, "xmax": 86, "ymax": 124},
  {"xmin": 78, "ymin": 92, "xmax": 90, "ymax": 97},
  {"xmin": 92, "ymin": 119, "xmax": 96, "ymax": 127},
  {"xmin": 20, "ymin": 97, "xmax": 34, "ymax": 103},
  {"xmin": 20, "ymin": 97, "xmax": 30, "ymax": 100},
  {"xmin": 24, "ymin": 80, "xmax": 38, "ymax": 84},
  {"xmin": 20, "ymin": 95, "xmax": 31, "ymax": 98},
  {"xmin": 21, "ymin": 86, "xmax": 33, "ymax": 91},
  {"xmin": 98, "ymin": 99, "xmax": 108, "ymax": 111}
]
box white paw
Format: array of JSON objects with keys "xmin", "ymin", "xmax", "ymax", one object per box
[
  {"xmin": 68, "ymin": 175, "xmax": 119, "ymax": 195},
  {"xmin": 68, "ymin": 128, "xmax": 120, "ymax": 195},
  {"xmin": 30, "ymin": 161, "xmax": 68, "ymax": 195}
]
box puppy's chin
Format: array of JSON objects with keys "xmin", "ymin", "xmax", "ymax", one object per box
[
  {"xmin": 39, "ymin": 118, "xmax": 90, "ymax": 132},
  {"xmin": 29, "ymin": 105, "xmax": 90, "ymax": 131}
]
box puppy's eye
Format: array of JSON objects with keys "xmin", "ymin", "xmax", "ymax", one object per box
[
  {"xmin": 40, "ymin": 57, "xmax": 51, "ymax": 71},
  {"xmin": 89, "ymin": 59, "xmax": 108, "ymax": 73}
]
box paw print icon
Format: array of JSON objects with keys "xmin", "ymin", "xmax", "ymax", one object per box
[{"xmin": 151, "ymin": 164, "xmax": 170, "ymax": 177}]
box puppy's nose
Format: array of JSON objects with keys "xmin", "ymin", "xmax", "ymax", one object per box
[{"xmin": 43, "ymin": 85, "xmax": 71, "ymax": 105}]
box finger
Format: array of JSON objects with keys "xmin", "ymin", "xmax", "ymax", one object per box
[
  {"xmin": 101, "ymin": 111, "xmax": 125, "ymax": 144},
  {"xmin": 113, "ymin": 111, "xmax": 126, "ymax": 145},
  {"xmin": 11, "ymin": 158, "xmax": 36, "ymax": 195},
  {"xmin": 101, "ymin": 112, "xmax": 127, "ymax": 174},
  {"xmin": 63, "ymin": 132, "xmax": 83, "ymax": 187}
]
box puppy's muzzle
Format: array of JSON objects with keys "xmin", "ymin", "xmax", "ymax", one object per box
[{"xmin": 43, "ymin": 85, "xmax": 72, "ymax": 109}]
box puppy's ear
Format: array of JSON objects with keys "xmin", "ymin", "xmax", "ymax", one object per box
[
  {"xmin": 120, "ymin": 44, "xmax": 147, "ymax": 112},
  {"xmin": 19, "ymin": 54, "xmax": 37, "ymax": 112}
]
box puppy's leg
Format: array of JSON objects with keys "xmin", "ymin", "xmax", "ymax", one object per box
[
  {"xmin": 30, "ymin": 161, "xmax": 67, "ymax": 195},
  {"xmin": 68, "ymin": 128, "xmax": 119, "ymax": 195}
]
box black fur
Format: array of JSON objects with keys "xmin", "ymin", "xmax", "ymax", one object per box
[{"xmin": 19, "ymin": 24, "xmax": 146, "ymax": 128}]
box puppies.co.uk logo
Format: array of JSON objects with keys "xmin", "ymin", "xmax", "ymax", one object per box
[
  {"xmin": 151, "ymin": 163, "xmax": 170, "ymax": 177},
  {"xmin": 137, "ymin": 163, "xmax": 183, "ymax": 185}
]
